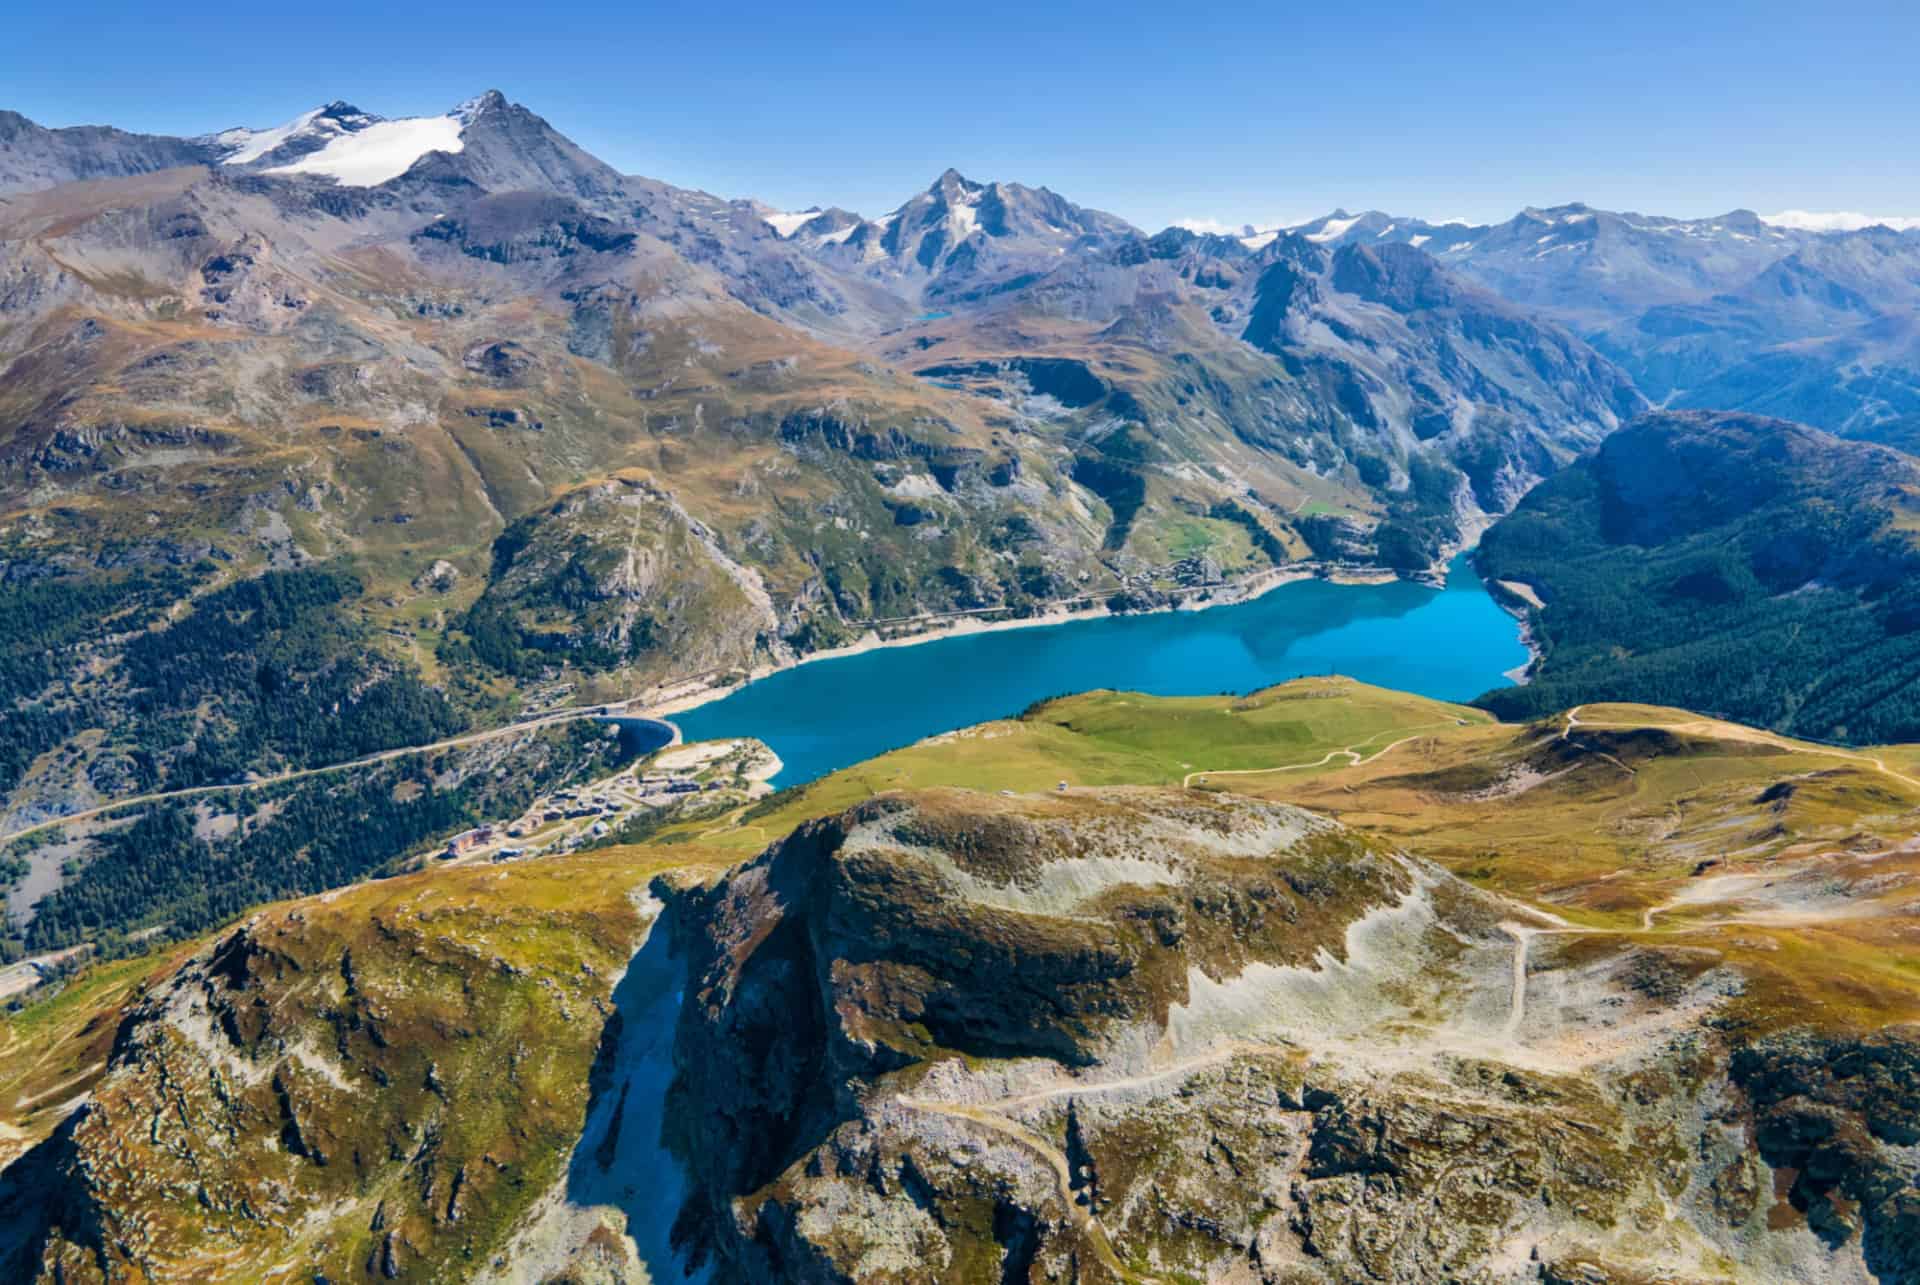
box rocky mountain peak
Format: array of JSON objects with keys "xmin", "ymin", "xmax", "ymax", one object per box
[
  {"xmin": 928, "ymin": 166, "xmax": 982, "ymax": 199},
  {"xmin": 452, "ymin": 89, "xmax": 510, "ymax": 124},
  {"xmin": 401, "ymin": 91, "xmax": 624, "ymax": 199}
]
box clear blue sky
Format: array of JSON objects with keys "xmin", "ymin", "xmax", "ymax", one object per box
[{"xmin": 7, "ymin": 0, "xmax": 1916, "ymax": 230}]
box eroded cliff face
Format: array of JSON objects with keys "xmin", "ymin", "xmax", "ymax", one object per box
[{"xmin": 659, "ymin": 788, "xmax": 1918, "ymax": 1284}]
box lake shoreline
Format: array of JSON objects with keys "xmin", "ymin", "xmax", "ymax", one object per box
[
  {"xmin": 635, "ymin": 559, "xmax": 1409, "ymax": 724},
  {"xmin": 1476, "ymin": 565, "xmax": 1545, "ymax": 686}
]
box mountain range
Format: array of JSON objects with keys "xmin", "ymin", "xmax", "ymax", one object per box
[
  {"xmin": 8, "ymin": 90, "xmax": 1920, "ymax": 1285},
  {"xmin": 0, "ymin": 92, "xmax": 1653, "ymax": 826},
  {"xmin": 1281, "ymin": 202, "xmax": 1920, "ymax": 436},
  {"xmin": 6, "ymin": 88, "xmax": 1920, "ymax": 869}
]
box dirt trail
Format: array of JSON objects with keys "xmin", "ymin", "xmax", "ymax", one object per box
[
  {"xmin": 1498, "ymin": 923, "xmax": 1535, "ymax": 1039},
  {"xmin": 1497, "ymin": 915, "xmax": 1623, "ymax": 1044},
  {"xmin": 1496, "ymin": 863, "xmax": 1891, "ymax": 1045},
  {"xmin": 1183, "ymin": 703, "xmax": 1917, "ymax": 802},
  {"xmin": 1182, "ymin": 722, "xmax": 1456, "ymax": 790},
  {"xmin": 1558, "ymin": 707, "xmax": 1638, "ymax": 777}
]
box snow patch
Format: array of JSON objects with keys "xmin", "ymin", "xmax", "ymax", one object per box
[
  {"xmin": 265, "ymin": 114, "xmax": 465, "ymax": 186},
  {"xmin": 213, "ymin": 109, "xmax": 326, "ymax": 165},
  {"xmin": 1174, "ymin": 216, "xmax": 1241, "ymax": 236},
  {"xmin": 1304, "ymin": 214, "xmax": 1358, "ymax": 242},
  {"xmin": 764, "ymin": 210, "xmax": 817, "ymax": 238},
  {"xmin": 949, "ymin": 201, "xmax": 979, "ymax": 241}
]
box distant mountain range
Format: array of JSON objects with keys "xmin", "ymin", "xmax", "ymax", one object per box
[
  {"xmin": 1256, "ymin": 203, "xmax": 1920, "ymax": 436},
  {"xmin": 8, "ymin": 96, "xmax": 1911, "ymax": 438}
]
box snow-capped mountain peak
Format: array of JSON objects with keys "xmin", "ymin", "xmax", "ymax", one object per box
[
  {"xmin": 929, "ymin": 167, "xmax": 983, "ymax": 202},
  {"xmin": 205, "ymin": 101, "xmax": 380, "ymax": 167},
  {"xmin": 264, "ymin": 113, "xmax": 464, "ymax": 185},
  {"xmin": 451, "ymin": 90, "xmax": 508, "ymax": 126},
  {"xmin": 206, "ymin": 94, "xmax": 501, "ymax": 187}
]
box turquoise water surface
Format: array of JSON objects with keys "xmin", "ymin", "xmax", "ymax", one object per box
[{"xmin": 674, "ymin": 554, "xmax": 1526, "ymax": 786}]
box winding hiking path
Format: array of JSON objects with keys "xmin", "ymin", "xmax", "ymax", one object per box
[
  {"xmin": 1498, "ymin": 923, "xmax": 1537, "ymax": 1039},
  {"xmin": 1181, "ymin": 722, "xmax": 1457, "ymax": 790},
  {"xmin": 1181, "ymin": 703, "xmax": 1920, "ymax": 802},
  {"xmin": 1558, "ymin": 706, "xmax": 1638, "ymax": 777},
  {"xmin": 1494, "ymin": 865, "xmax": 1883, "ymax": 1042},
  {"xmin": 1497, "ymin": 896, "xmax": 1710, "ymax": 1043}
]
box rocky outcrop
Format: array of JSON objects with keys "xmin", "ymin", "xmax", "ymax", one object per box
[
  {"xmin": 658, "ymin": 787, "xmax": 1911, "ymax": 1283},
  {"xmin": 413, "ymin": 191, "xmax": 636, "ymax": 265},
  {"xmin": 461, "ymin": 473, "xmax": 780, "ymax": 680},
  {"xmin": 0, "ymin": 111, "xmax": 216, "ymax": 195},
  {"xmin": 659, "ymin": 791, "xmax": 1399, "ymax": 1275},
  {"xmin": 913, "ymin": 357, "xmax": 1109, "ymax": 408},
  {"xmin": 1731, "ymin": 1029, "xmax": 1920, "ymax": 1280},
  {"xmin": 6, "ymin": 692, "xmax": 1919, "ymax": 1283},
  {"xmin": 777, "ymin": 408, "xmax": 950, "ymax": 462}
]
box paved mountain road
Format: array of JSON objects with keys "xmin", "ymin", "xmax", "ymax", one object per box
[{"xmin": 0, "ymin": 701, "xmax": 632, "ymax": 847}]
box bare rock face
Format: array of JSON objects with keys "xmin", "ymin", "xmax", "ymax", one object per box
[
  {"xmin": 659, "ymin": 787, "xmax": 1908, "ymax": 1283},
  {"xmin": 0, "ymin": 110, "xmax": 218, "ymax": 195},
  {"xmin": 4, "ymin": 771, "xmax": 1913, "ymax": 1283},
  {"xmin": 1730, "ymin": 1030, "xmax": 1920, "ymax": 1281}
]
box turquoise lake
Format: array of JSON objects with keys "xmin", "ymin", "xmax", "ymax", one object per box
[{"xmin": 674, "ymin": 554, "xmax": 1527, "ymax": 787}]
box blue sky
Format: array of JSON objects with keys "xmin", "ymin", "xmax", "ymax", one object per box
[{"xmin": 7, "ymin": 0, "xmax": 1917, "ymax": 231}]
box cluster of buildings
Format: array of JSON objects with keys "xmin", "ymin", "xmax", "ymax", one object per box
[
  {"xmin": 441, "ymin": 824, "xmax": 498, "ymax": 858},
  {"xmin": 440, "ymin": 764, "xmax": 733, "ymax": 866}
]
